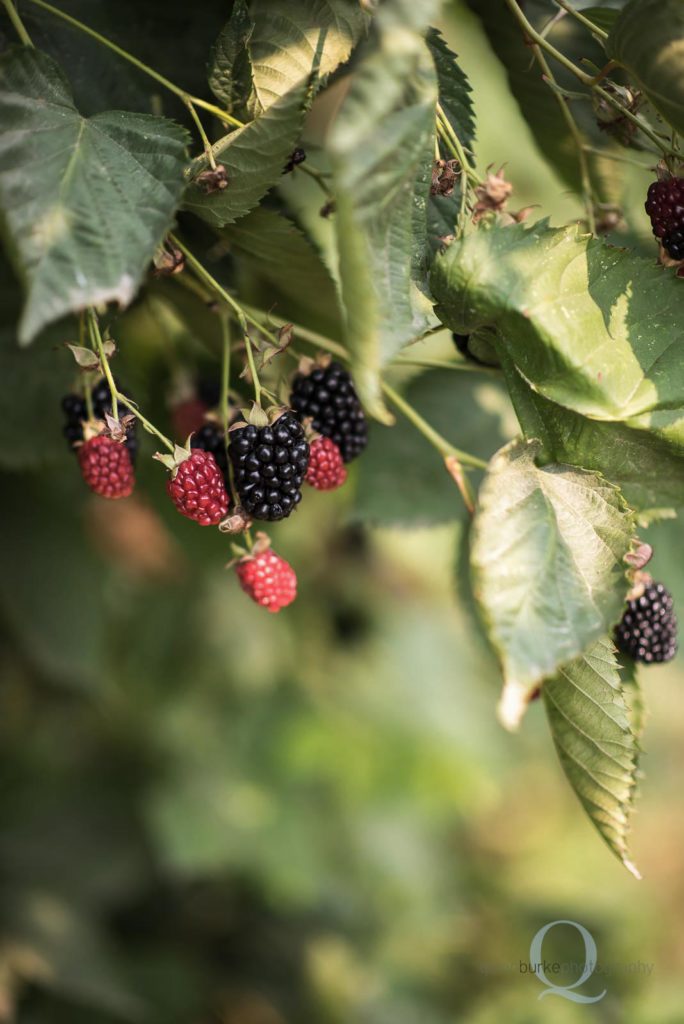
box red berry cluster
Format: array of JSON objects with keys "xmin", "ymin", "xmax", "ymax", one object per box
[{"xmin": 61, "ymin": 354, "xmax": 367, "ymax": 614}]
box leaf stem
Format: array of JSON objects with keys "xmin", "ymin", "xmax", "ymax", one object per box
[
  {"xmin": 394, "ymin": 357, "xmax": 498, "ymax": 374},
  {"xmin": 25, "ymin": 0, "xmax": 243, "ymax": 130},
  {"xmin": 381, "ymin": 381, "xmax": 487, "ymax": 470},
  {"xmin": 2, "ymin": 0, "xmax": 33, "ymax": 45},
  {"xmin": 87, "ymin": 309, "xmax": 118, "ymax": 420}
]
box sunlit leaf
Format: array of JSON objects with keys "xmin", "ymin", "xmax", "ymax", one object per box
[
  {"xmin": 431, "ymin": 221, "xmax": 684, "ymax": 454},
  {"xmin": 470, "ymin": 438, "xmax": 635, "ymax": 728},
  {"xmin": 543, "ymin": 637, "xmax": 641, "ymax": 877},
  {"xmin": 0, "ymin": 48, "xmax": 188, "ymax": 344},
  {"xmin": 208, "ymin": 0, "xmax": 254, "ymax": 114}
]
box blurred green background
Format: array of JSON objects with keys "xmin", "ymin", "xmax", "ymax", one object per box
[{"xmin": 2, "ymin": 3, "xmax": 684, "ymax": 1022}]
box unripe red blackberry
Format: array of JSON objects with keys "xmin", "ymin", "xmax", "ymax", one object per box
[
  {"xmin": 645, "ymin": 177, "xmax": 684, "ymax": 260},
  {"xmin": 166, "ymin": 449, "xmax": 230, "ymax": 526},
  {"xmin": 235, "ymin": 547, "xmax": 297, "ymax": 612},
  {"xmin": 305, "ymin": 436, "xmax": 347, "ymax": 491},
  {"xmin": 77, "ymin": 435, "xmax": 135, "ymax": 499},
  {"xmin": 290, "ymin": 359, "xmax": 367, "ymax": 463},
  {"xmin": 615, "ymin": 580, "xmax": 677, "ymax": 664},
  {"xmin": 229, "ymin": 411, "xmax": 309, "ymax": 522}
]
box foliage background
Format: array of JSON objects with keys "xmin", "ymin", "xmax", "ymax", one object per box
[{"xmin": 1, "ymin": 1, "xmax": 684, "ymax": 1022}]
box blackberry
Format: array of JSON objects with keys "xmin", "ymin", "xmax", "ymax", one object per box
[
  {"xmin": 283, "ymin": 147, "xmax": 306, "ymax": 174},
  {"xmin": 290, "ymin": 361, "xmax": 367, "ymax": 463},
  {"xmin": 191, "ymin": 422, "xmax": 228, "ymax": 479},
  {"xmin": 61, "ymin": 379, "xmax": 139, "ymax": 462},
  {"xmin": 614, "ymin": 581, "xmax": 677, "ymax": 664},
  {"xmin": 229, "ymin": 411, "xmax": 309, "ymax": 521},
  {"xmin": 645, "ymin": 177, "xmax": 684, "ymax": 260},
  {"xmin": 197, "ymin": 376, "xmax": 222, "ymax": 409}
]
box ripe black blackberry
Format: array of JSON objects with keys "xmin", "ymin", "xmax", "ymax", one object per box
[
  {"xmin": 645, "ymin": 177, "xmax": 684, "ymax": 260},
  {"xmin": 229, "ymin": 411, "xmax": 309, "ymax": 521},
  {"xmin": 290, "ymin": 361, "xmax": 367, "ymax": 463},
  {"xmin": 61, "ymin": 379, "xmax": 139, "ymax": 462},
  {"xmin": 615, "ymin": 581, "xmax": 677, "ymax": 664},
  {"xmin": 191, "ymin": 422, "xmax": 229, "ymax": 479}
]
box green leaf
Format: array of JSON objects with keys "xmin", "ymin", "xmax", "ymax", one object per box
[
  {"xmin": 0, "ymin": 48, "xmax": 189, "ymax": 345},
  {"xmin": 499, "ymin": 349, "xmax": 684, "ymax": 513},
  {"xmin": 353, "ymin": 369, "xmax": 516, "ymax": 526},
  {"xmin": 329, "ymin": 26, "xmax": 439, "ymax": 420},
  {"xmin": 582, "ymin": 7, "xmax": 622, "ymax": 33},
  {"xmin": 608, "ymin": 0, "xmax": 684, "ymax": 135},
  {"xmin": 470, "ymin": 438, "xmax": 636, "ymax": 729},
  {"xmin": 426, "ymin": 28, "xmax": 475, "ymax": 252},
  {"xmin": 543, "ymin": 637, "xmax": 641, "ymax": 877},
  {"xmin": 221, "ymin": 207, "xmax": 343, "ymax": 338},
  {"xmin": 208, "ymin": 0, "xmax": 254, "ymax": 114},
  {"xmin": 431, "ymin": 221, "xmax": 684, "ymax": 455},
  {"xmin": 243, "ymin": 0, "xmax": 369, "ymax": 116},
  {"xmin": 183, "ymin": 80, "xmax": 309, "ymax": 228}
]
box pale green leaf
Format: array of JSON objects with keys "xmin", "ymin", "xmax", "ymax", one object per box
[
  {"xmin": 608, "ymin": 0, "xmax": 684, "ymax": 136},
  {"xmin": 184, "ymin": 80, "xmax": 309, "ymax": 227},
  {"xmin": 0, "ymin": 48, "xmax": 189, "ymax": 344},
  {"xmin": 244, "ymin": 0, "xmax": 369, "ymax": 116},
  {"xmin": 470, "ymin": 438, "xmax": 636, "ymax": 729},
  {"xmin": 543, "ymin": 637, "xmax": 641, "ymax": 877},
  {"xmin": 329, "ymin": 28, "xmax": 439, "ymax": 420},
  {"xmin": 431, "ymin": 221, "xmax": 684, "ymax": 455},
  {"xmin": 208, "ymin": 0, "xmax": 254, "ymax": 114},
  {"xmin": 499, "ymin": 350, "xmax": 684, "ymax": 512}
]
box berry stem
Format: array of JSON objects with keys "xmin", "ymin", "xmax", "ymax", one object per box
[
  {"xmin": 298, "ymin": 163, "xmax": 334, "ymax": 199},
  {"xmin": 553, "ymin": 0, "xmax": 609, "ymax": 40},
  {"xmin": 185, "ymin": 100, "xmax": 217, "ymax": 170},
  {"xmin": 394, "ymin": 357, "xmax": 498, "ymax": 374},
  {"xmin": 381, "ymin": 381, "xmax": 487, "ymax": 470},
  {"xmin": 2, "ymin": 0, "xmax": 33, "ymax": 45},
  {"xmin": 117, "ymin": 394, "xmax": 175, "ymax": 452},
  {"xmin": 25, "ymin": 0, "xmax": 244, "ymax": 131},
  {"xmin": 436, "ymin": 106, "xmax": 481, "ymax": 187},
  {"xmin": 170, "ymin": 233, "xmax": 265, "ymax": 405},
  {"xmin": 87, "ymin": 309, "xmax": 118, "ymax": 420},
  {"xmin": 220, "ymin": 314, "xmax": 231, "ymax": 442},
  {"xmin": 533, "ymin": 45, "xmax": 597, "ymax": 233},
  {"xmin": 503, "ymin": 0, "xmax": 679, "ymax": 158}
]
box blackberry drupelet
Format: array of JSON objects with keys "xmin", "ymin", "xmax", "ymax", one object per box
[
  {"xmin": 645, "ymin": 177, "xmax": 684, "ymax": 260},
  {"xmin": 229, "ymin": 412, "xmax": 309, "ymax": 521},
  {"xmin": 191, "ymin": 422, "xmax": 229, "ymax": 479},
  {"xmin": 290, "ymin": 361, "xmax": 367, "ymax": 463},
  {"xmin": 615, "ymin": 581, "xmax": 677, "ymax": 664}
]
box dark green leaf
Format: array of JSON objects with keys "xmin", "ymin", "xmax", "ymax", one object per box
[
  {"xmin": 184, "ymin": 81, "xmax": 309, "ymax": 227},
  {"xmin": 543, "ymin": 637, "xmax": 641, "ymax": 877},
  {"xmin": 431, "ymin": 221, "xmax": 684, "ymax": 456},
  {"xmin": 582, "ymin": 6, "xmax": 622, "ymax": 33},
  {"xmin": 329, "ymin": 24, "xmax": 439, "ymax": 420},
  {"xmin": 0, "ymin": 48, "xmax": 189, "ymax": 344},
  {"xmin": 608, "ymin": 0, "xmax": 684, "ymax": 135},
  {"xmin": 471, "ymin": 438, "xmax": 636, "ymax": 728},
  {"xmin": 353, "ymin": 369, "xmax": 516, "ymax": 527}
]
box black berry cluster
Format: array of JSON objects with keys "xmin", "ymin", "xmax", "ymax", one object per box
[
  {"xmin": 645, "ymin": 177, "xmax": 684, "ymax": 260},
  {"xmin": 229, "ymin": 412, "xmax": 309, "ymax": 522},
  {"xmin": 290, "ymin": 361, "xmax": 367, "ymax": 463},
  {"xmin": 61, "ymin": 379, "xmax": 138, "ymax": 462},
  {"xmin": 191, "ymin": 422, "xmax": 229, "ymax": 482},
  {"xmin": 615, "ymin": 581, "xmax": 678, "ymax": 664}
]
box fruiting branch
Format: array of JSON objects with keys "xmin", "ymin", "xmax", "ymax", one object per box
[
  {"xmin": 381, "ymin": 381, "xmax": 487, "ymax": 471},
  {"xmin": 87, "ymin": 309, "xmax": 118, "ymax": 420}
]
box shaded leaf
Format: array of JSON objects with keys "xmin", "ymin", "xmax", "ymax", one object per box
[
  {"xmin": 329, "ymin": 22, "xmax": 439, "ymax": 420},
  {"xmin": 543, "ymin": 637, "xmax": 640, "ymax": 877},
  {"xmin": 0, "ymin": 48, "xmax": 189, "ymax": 344},
  {"xmin": 353, "ymin": 370, "xmax": 515, "ymax": 527},
  {"xmin": 221, "ymin": 207, "xmax": 342, "ymax": 338},
  {"xmin": 499, "ymin": 349, "xmax": 684, "ymax": 512},
  {"xmin": 608, "ymin": 0, "xmax": 684, "ymax": 135},
  {"xmin": 244, "ymin": 0, "xmax": 369, "ymax": 116},
  {"xmin": 184, "ymin": 81, "xmax": 309, "ymax": 227},
  {"xmin": 208, "ymin": 0, "xmax": 254, "ymax": 113},
  {"xmin": 431, "ymin": 221, "xmax": 684, "ymax": 454},
  {"xmin": 470, "ymin": 438, "xmax": 635, "ymax": 729}
]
